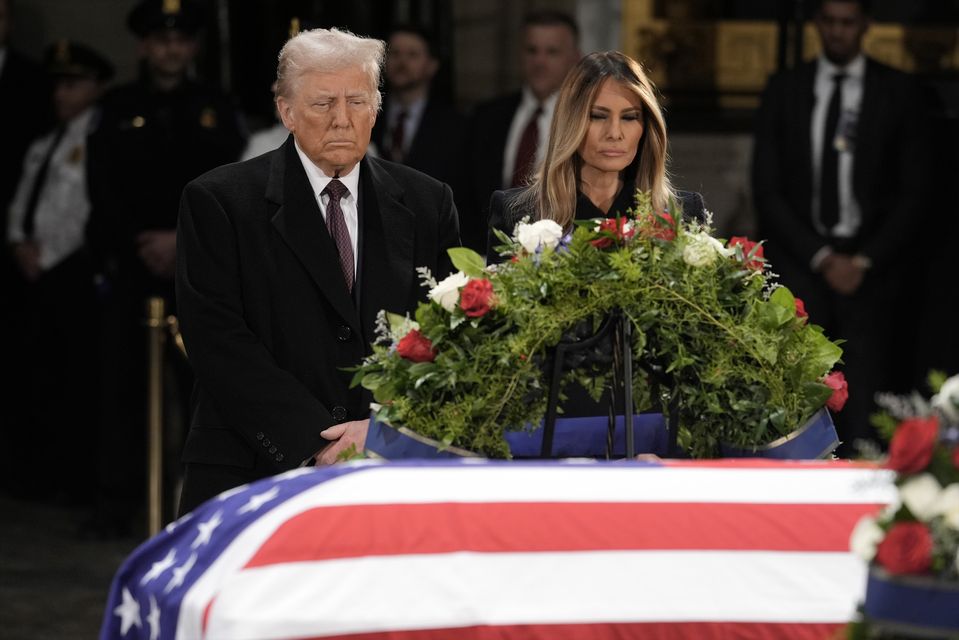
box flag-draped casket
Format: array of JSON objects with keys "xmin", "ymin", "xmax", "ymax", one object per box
[{"xmin": 102, "ymin": 460, "xmax": 894, "ymax": 639}]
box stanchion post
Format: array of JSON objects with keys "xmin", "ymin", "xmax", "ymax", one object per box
[{"xmin": 145, "ymin": 297, "xmax": 166, "ymax": 536}]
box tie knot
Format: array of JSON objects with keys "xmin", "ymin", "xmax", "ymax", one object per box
[
  {"xmin": 832, "ymin": 73, "xmax": 847, "ymax": 85},
  {"xmin": 323, "ymin": 178, "xmax": 349, "ymax": 202}
]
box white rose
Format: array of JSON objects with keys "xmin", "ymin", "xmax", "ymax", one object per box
[
  {"xmin": 428, "ymin": 271, "xmax": 469, "ymax": 312},
  {"xmin": 933, "ymin": 483, "xmax": 959, "ymax": 530},
  {"xmin": 900, "ymin": 472, "xmax": 942, "ymax": 521},
  {"xmin": 516, "ymin": 219, "xmax": 564, "ymax": 253},
  {"xmin": 849, "ymin": 514, "xmax": 884, "ymax": 561},
  {"xmin": 932, "ymin": 374, "xmax": 959, "ymax": 422},
  {"xmin": 682, "ymin": 232, "xmax": 732, "ymax": 267}
]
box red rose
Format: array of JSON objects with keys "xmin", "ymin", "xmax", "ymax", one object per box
[
  {"xmin": 396, "ymin": 329, "xmax": 436, "ymax": 363},
  {"xmin": 729, "ymin": 236, "xmax": 764, "ymax": 270},
  {"xmin": 591, "ymin": 217, "xmax": 636, "ymax": 248},
  {"xmin": 643, "ymin": 212, "xmax": 676, "ymax": 242},
  {"xmin": 886, "ymin": 416, "xmax": 939, "ymax": 474},
  {"xmin": 875, "ymin": 522, "xmax": 933, "ymax": 575},
  {"xmin": 953, "ymin": 446, "xmax": 959, "ymax": 470},
  {"xmin": 459, "ymin": 278, "xmax": 495, "ymax": 318},
  {"xmin": 823, "ymin": 371, "xmax": 848, "ymax": 412},
  {"xmin": 794, "ymin": 297, "xmax": 808, "ymax": 320}
]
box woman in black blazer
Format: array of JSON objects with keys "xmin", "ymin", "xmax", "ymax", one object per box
[{"xmin": 487, "ymin": 51, "xmax": 704, "ymax": 262}]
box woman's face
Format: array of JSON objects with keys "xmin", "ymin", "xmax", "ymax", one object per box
[{"xmin": 577, "ymin": 79, "xmax": 645, "ymax": 176}]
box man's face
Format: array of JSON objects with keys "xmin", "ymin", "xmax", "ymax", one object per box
[
  {"xmin": 385, "ymin": 32, "xmax": 437, "ymax": 93},
  {"xmin": 139, "ymin": 29, "xmax": 197, "ymax": 80},
  {"xmin": 53, "ymin": 75, "xmax": 102, "ymax": 122},
  {"xmin": 277, "ymin": 66, "xmax": 377, "ymax": 176},
  {"xmin": 521, "ymin": 24, "xmax": 580, "ymax": 101},
  {"xmin": 815, "ymin": 1, "xmax": 869, "ymax": 66}
]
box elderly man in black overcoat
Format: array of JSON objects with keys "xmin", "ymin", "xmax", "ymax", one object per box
[{"xmin": 176, "ymin": 27, "xmax": 459, "ymax": 513}]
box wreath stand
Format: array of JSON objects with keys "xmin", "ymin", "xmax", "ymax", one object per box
[{"xmin": 539, "ymin": 309, "xmax": 681, "ymax": 459}]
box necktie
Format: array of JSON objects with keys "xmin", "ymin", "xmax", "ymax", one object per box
[
  {"xmin": 390, "ymin": 110, "xmax": 408, "ymax": 163},
  {"xmin": 820, "ymin": 73, "xmax": 846, "ymax": 232},
  {"xmin": 21, "ymin": 125, "xmax": 67, "ymax": 238},
  {"xmin": 322, "ymin": 179, "xmax": 355, "ymax": 292},
  {"xmin": 511, "ymin": 105, "xmax": 542, "ymax": 188}
]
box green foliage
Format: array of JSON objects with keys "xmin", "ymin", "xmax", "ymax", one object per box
[{"xmin": 351, "ymin": 191, "xmax": 843, "ymax": 458}]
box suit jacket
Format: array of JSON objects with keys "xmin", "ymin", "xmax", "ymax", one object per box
[
  {"xmin": 371, "ymin": 96, "xmax": 466, "ymax": 190},
  {"xmin": 465, "ymin": 92, "xmax": 523, "ymax": 253},
  {"xmin": 487, "ymin": 186, "xmax": 706, "ymax": 262},
  {"xmin": 175, "ymin": 138, "xmax": 459, "ymax": 477},
  {"xmin": 752, "ymin": 57, "xmax": 929, "ymax": 278}
]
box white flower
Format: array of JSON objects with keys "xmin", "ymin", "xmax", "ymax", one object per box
[
  {"xmin": 932, "ymin": 374, "xmax": 959, "ymax": 422},
  {"xmin": 516, "ymin": 219, "xmax": 564, "ymax": 253},
  {"xmin": 682, "ymin": 232, "xmax": 732, "ymax": 267},
  {"xmin": 849, "ymin": 514, "xmax": 884, "ymax": 561},
  {"xmin": 933, "ymin": 483, "xmax": 959, "ymax": 530},
  {"xmin": 900, "ymin": 472, "xmax": 942, "ymax": 521},
  {"xmin": 428, "ymin": 271, "xmax": 469, "ymax": 312}
]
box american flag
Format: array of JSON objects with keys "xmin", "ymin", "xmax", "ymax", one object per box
[{"xmin": 101, "ymin": 460, "xmax": 894, "ymax": 640}]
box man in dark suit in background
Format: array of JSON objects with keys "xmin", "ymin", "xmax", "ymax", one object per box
[
  {"xmin": 372, "ymin": 26, "xmax": 466, "ymax": 197},
  {"xmin": 466, "ymin": 10, "xmax": 580, "ymax": 253},
  {"xmin": 176, "ymin": 27, "xmax": 459, "ymax": 514},
  {"xmin": 752, "ymin": 0, "xmax": 929, "ymax": 456}
]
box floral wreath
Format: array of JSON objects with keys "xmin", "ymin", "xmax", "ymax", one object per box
[{"xmin": 352, "ymin": 192, "xmax": 847, "ymax": 458}]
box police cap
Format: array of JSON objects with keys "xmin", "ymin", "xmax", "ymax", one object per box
[
  {"xmin": 127, "ymin": 0, "xmax": 206, "ymax": 38},
  {"xmin": 44, "ymin": 40, "xmax": 115, "ymax": 82}
]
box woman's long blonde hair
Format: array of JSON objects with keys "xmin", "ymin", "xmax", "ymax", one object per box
[{"xmin": 514, "ymin": 51, "xmax": 674, "ymax": 229}]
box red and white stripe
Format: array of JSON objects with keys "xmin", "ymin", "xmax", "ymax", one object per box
[{"xmin": 177, "ymin": 462, "xmax": 895, "ymax": 640}]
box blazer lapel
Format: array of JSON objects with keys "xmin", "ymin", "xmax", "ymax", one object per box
[
  {"xmin": 357, "ymin": 156, "xmax": 415, "ymax": 342},
  {"xmin": 269, "ymin": 139, "xmax": 360, "ymax": 333}
]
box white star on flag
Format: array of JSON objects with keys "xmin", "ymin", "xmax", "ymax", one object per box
[
  {"xmin": 276, "ymin": 467, "xmax": 314, "ymax": 480},
  {"xmin": 217, "ymin": 483, "xmax": 250, "ymax": 502},
  {"xmin": 147, "ymin": 595, "xmax": 161, "ymax": 640},
  {"xmin": 237, "ymin": 486, "xmax": 279, "ymax": 514},
  {"xmin": 113, "ymin": 587, "xmax": 141, "ymax": 635},
  {"xmin": 191, "ymin": 510, "xmax": 223, "ymax": 549},
  {"xmin": 165, "ymin": 512, "xmax": 193, "ymax": 534},
  {"xmin": 140, "ymin": 549, "xmax": 176, "ymax": 584},
  {"xmin": 164, "ymin": 552, "xmax": 197, "ymax": 594}
]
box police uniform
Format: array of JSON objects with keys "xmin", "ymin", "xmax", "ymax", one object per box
[
  {"xmin": 4, "ymin": 41, "xmax": 113, "ymax": 502},
  {"xmin": 83, "ymin": 0, "xmax": 245, "ymax": 533}
]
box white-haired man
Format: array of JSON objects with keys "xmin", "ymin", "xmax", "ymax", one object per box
[{"xmin": 175, "ymin": 28, "xmax": 460, "ymax": 514}]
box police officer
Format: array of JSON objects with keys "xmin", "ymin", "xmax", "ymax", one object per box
[
  {"xmin": 83, "ymin": 0, "xmax": 245, "ymax": 535},
  {"xmin": 4, "ymin": 41, "xmax": 112, "ymax": 502}
]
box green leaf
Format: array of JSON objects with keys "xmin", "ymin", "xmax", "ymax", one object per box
[
  {"xmin": 769, "ymin": 286, "xmax": 795, "ymax": 309},
  {"xmin": 386, "ymin": 312, "xmax": 411, "ymax": 337},
  {"xmin": 448, "ymin": 247, "xmax": 486, "ymax": 277},
  {"xmin": 361, "ymin": 372, "xmax": 386, "ymax": 390},
  {"xmin": 802, "ymin": 329, "xmax": 843, "ymax": 376},
  {"xmin": 928, "ymin": 370, "xmax": 947, "ymax": 393}
]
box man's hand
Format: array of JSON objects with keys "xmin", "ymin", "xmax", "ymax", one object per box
[
  {"xmin": 821, "ymin": 253, "xmax": 865, "ymax": 296},
  {"xmin": 136, "ymin": 230, "xmax": 177, "ymax": 279},
  {"xmin": 314, "ymin": 419, "xmax": 369, "ymax": 465},
  {"xmin": 12, "ymin": 241, "xmax": 42, "ymax": 282}
]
